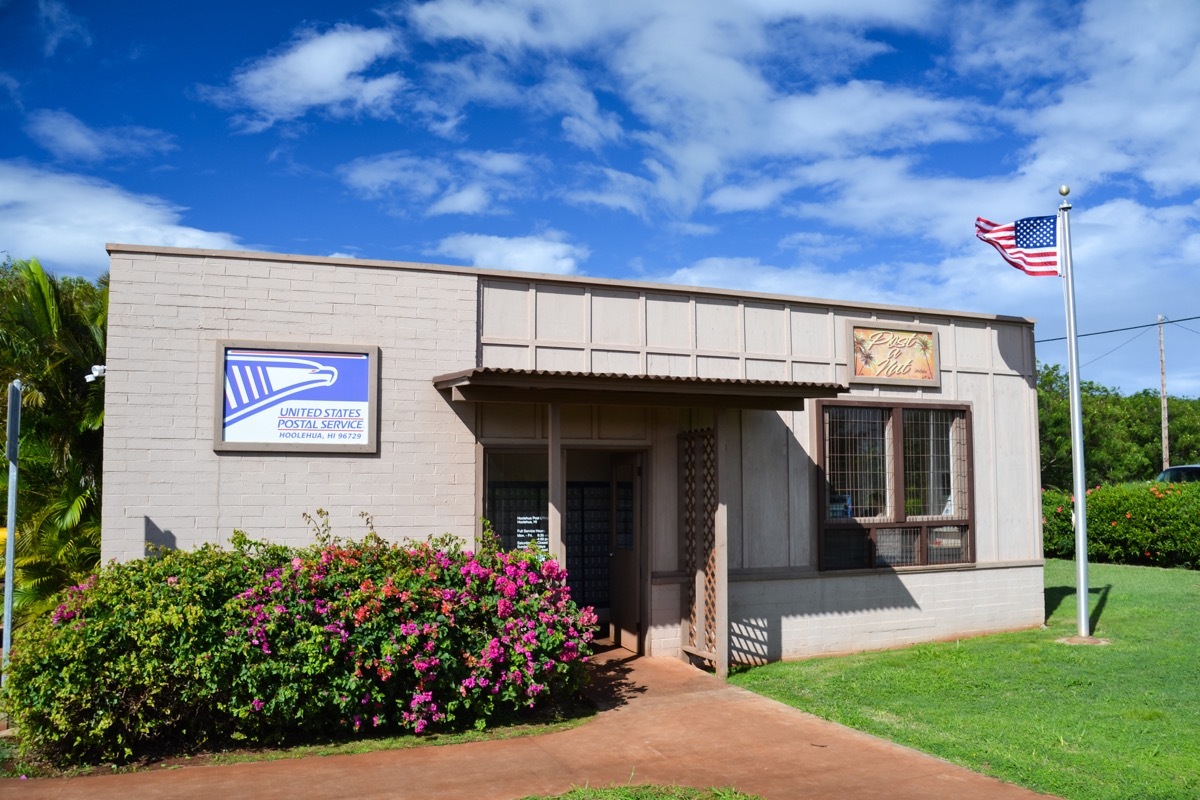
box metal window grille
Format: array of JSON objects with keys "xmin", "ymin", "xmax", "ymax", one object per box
[
  {"xmin": 875, "ymin": 527, "xmax": 920, "ymax": 567},
  {"xmin": 902, "ymin": 409, "xmax": 968, "ymax": 521},
  {"xmin": 820, "ymin": 403, "xmax": 972, "ymax": 570},
  {"xmin": 824, "ymin": 406, "xmax": 892, "ymax": 522}
]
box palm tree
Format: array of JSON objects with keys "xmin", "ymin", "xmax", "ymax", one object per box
[{"xmin": 1, "ymin": 257, "xmax": 106, "ymax": 623}]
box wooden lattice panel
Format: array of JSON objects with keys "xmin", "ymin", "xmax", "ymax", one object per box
[
  {"xmin": 681, "ymin": 433, "xmax": 698, "ymax": 648},
  {"xmin": 701, "ymin": 429, "xmax": 718, "ymax": 655},
  {"xmin": 679, "ymin": 428, "xmax": 717, "ymax": 659}
]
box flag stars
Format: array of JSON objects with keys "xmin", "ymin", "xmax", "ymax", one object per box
[{"xmin": 1015, "ymin": 216, "xmax": 1056, "ymax": 248}]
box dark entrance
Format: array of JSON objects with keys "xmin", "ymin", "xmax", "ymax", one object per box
[
  {"xmin": 564, "ymin": 450, "xmax": 642, "ymax": 651},
  {"xmin": 484, "ymin": 448, "xmax": 644, "ymax": 652}
]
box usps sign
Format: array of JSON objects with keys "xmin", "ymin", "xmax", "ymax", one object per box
[{"xmin": 213, "ymin": 341, "xmax": 379, "ymax": 453}]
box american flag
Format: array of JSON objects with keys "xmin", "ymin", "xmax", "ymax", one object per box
[{"xmin": 975, "ymin": 215, "xmax": 1060, "ymax": 276}]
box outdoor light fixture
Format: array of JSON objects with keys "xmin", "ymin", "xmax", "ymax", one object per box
[{"xmin": 84, "ymin": 364, "xmax": 106, "ymax": 383}]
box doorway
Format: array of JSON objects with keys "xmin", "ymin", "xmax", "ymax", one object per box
[
  {"xmin": 483, "ymin": 447, "xmax": 645, "ymax": 653},
  {"xmin": 565, "ymin": 449, "xmax": 644, "ymax": 652}
]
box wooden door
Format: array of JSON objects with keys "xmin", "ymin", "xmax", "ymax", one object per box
[{"xmin": 608, "ymin": 453, "xmax": 642, "ymax": 652}]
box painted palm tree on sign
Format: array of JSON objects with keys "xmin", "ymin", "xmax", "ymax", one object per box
[
  {"xmin": 914, "ymin": 334, "xmax": 935, "ymax": 380},
  {"xmin": 853, "ymin": 331, "xmax": 874, "ymax": 373}
]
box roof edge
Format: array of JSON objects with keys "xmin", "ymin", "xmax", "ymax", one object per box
[{"xmin": 106, "ymin": 243, "xmax": 1038, "ymax": 326}]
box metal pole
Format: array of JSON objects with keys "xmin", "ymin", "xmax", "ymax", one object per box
[
  {"xmin": 3, "ymin": 379, "xmax": 22, "ymax": 685},
  {"xmin": 1159, "ymin": 315, "xmax": 1169, "ymax": 470},
  {"xmin": 1058, "ymin": 188, "xmax": 1090, "ymax": 638}
]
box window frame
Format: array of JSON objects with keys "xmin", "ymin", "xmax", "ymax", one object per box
[{"xmin": 815, "ymin": 399, "xmax": 975, "ymax": 571}]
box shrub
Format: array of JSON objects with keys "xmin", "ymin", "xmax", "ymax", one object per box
[
  {"xmin": 1, "ymin": 519, "xmax": 596, "ymax": 766},
  {"xmin": 0, "ymin": 535, "xmax": 287, "ymax": 765},
  {"xmin": 1042, "ymin": 482, "xmax": 1200, "ymax": 568},
  {"xmin": 227, "ymin": 527, "xmax": 596, "ymax": 742}
]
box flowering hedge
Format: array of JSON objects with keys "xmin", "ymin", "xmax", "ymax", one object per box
[
  {"xmin": 1043, "ymin": 481, "xmax": 1200, "ymax": 568},
  {"xmin": 0, "ymin": 523, "xmax": 596, "ymax": 766}
]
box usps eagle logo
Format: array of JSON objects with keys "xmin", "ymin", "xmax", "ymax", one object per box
[{"xmin": 223, "ymin": 351, "xmax": 340, "ymax": 425}]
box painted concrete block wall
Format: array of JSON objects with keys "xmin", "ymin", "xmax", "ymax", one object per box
[
  {"xmin": 729, "ymin": 565, "xmax": 1045, "ymax": 662},
  {"xmin": 647, "ymin": 583, "xmax": 683, "ymax": 657},
  {"xmin": 102, "ymin": 249, "xmax": 480, "ymax": 561}
]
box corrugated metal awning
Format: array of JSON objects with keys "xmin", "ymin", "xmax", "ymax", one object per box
[{"xmin": 432, "ymin": 367, "xmax": 846, "ymax": 410}]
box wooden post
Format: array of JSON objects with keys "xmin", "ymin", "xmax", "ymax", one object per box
[{"xmin": 547, "ymin": 403, "xmax": 566, "ymax": 563}]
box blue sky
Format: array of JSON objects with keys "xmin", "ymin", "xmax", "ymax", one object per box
[{"xmin": 2, "ymin": 0, "xmax": 1198, "ymax": 395}]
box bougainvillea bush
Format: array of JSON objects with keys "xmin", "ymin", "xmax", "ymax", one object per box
[
  {"xmin": 1, "ymin": 520, "xmax": 596, "ymax": 766},
  {"xmin": 1043, "ymin": 481, "xmax": 1200, "ymax": 568}
]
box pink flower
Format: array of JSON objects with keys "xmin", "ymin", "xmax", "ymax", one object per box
[{"xmin": 541, "ymin": 559, "xmax": 565, "ymax": 581}]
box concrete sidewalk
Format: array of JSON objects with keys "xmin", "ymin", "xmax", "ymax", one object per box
[{"xmin": 2, "ymin": 648, "xmax": 1058, "ymax": 799}]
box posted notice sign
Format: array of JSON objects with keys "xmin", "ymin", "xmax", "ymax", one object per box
[{"xmin": 213, "ymin": 341, "xmax": 379, "ymax": 453}]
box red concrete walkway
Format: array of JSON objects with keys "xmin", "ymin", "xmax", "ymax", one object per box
[{"xmin": 2, "ymin": 648, "xmax": 1057, "ymax": 799}]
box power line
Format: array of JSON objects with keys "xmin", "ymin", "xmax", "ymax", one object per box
[
  {"xmin": 1035, "ymin": 313, "xmax": 1200, "ymax": 343},
  {"xmin": 1081, "ymin": 327, "xmax": 1151, "ymax": 368},
  {"xmin": 1172, "ymin": 322, "xmax": 1200, "ymax": 338}
]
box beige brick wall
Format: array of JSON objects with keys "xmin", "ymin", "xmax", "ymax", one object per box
[{"xmin": 102, "ymin": 250, "xmax": 480, "ymax": 561}]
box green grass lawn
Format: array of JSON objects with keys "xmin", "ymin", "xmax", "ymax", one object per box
[
  {"xmin": 730, "ymin": 559, "xmax": 1200, "ymax": 800},
  {"xmin": 519, "ymin": 789, "xmax": 758, "ymax": 800}
]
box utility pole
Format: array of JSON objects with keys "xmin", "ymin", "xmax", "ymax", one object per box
[
  {"xmin": 1159, "ymin": 315, "xmax": 1169, "ymax": 470},
  {"xmin": 4, "ymin": 380, "xmax": 22, "ymax": 685}
]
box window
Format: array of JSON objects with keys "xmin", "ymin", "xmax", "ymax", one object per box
[
  {"xmin": 817, "ymin": 401, "xmax": 973, "ymax": 570},
  {"xmin": 485, "ymin": 451, "xmax": 548, "ymax": 551}
]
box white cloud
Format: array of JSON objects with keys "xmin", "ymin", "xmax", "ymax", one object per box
[
  {"xmin": 650, "ymin": 255, "xmax": 910, "ymax": 305},
  {"xmin": 707, "ymin": 179, "xmax": 796, "ymax": 213},
  {"xmin": 428, "ymin": 183, "xmax": 490, "ymax": 215},
  {"xmin": 456, "ymin": 150, "xmax": 531, "ymax": 175},
  {"xmin": 408, "ymin": 1, "xmax": 970, "ymax": 216},
  {"xmin": 25, "ymin": 109, "xmax": 175, "ymax": 162},
  {"xmin": 0, "ymin": 161, "xmax": 241, "ymax": 279},
  {"xmin": 949, "ymin": 1, "xmax": 1076, "ymax": 81},
  {"xmin": 338, "ymin": 152, "xmax": 450, "ymax": 200},
  {"xmin": 429, "ymin": 230, "xmax": 589, "ymax": 274},
  {"xmin": 38, "ymin": 0, "xmax": 90, "ymax": 57},
  {"xmin": 670, "ymin": 221, "xmax": 718, "ymax": 236},
  {"xmin": 534, "ymin": 66, "xmax": 623, "ymax": 150},
  {"xmin": 203, "ymin": 24, "xmax": 406, "ymax": 132},
  {"xmin": 339, "ymin": 149, "xmax": 530, "ymax": 215},
  {"xmin": 778, "ymin": 231, "xmax": 860, "ymax": 260},
  {"xmin": 0, "ymin": 73, "xmax": 21, "ymax": 110},
  {"xmin": 565, "ymin": 167, "xmax": 653, "ymax": 217},
  {"xmin": 951, "ymin": 0, "xmax": 1200, "ymax": 197}
]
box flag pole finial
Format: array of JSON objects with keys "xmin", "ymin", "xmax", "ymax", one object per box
[{"xmin": 1059, "ymin": 184, "xmax": 1070, "ymax": 197}]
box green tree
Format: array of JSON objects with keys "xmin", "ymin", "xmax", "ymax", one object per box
[
  {"xmin": 1037, "ymin": 362, "xmax": 1200, "ymax": 488},
  {"xmin": 1, "ymin": 257, "xmax": 107, "ymax": 624},
  {"xmin": 1038, "ymin": 363, "xmax": 1073, "ymax": 489}
]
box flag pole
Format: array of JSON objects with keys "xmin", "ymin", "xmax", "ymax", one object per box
[{"xmin": 1058, "ymin": 185, "xmax": 1090, "ymax": 638}]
